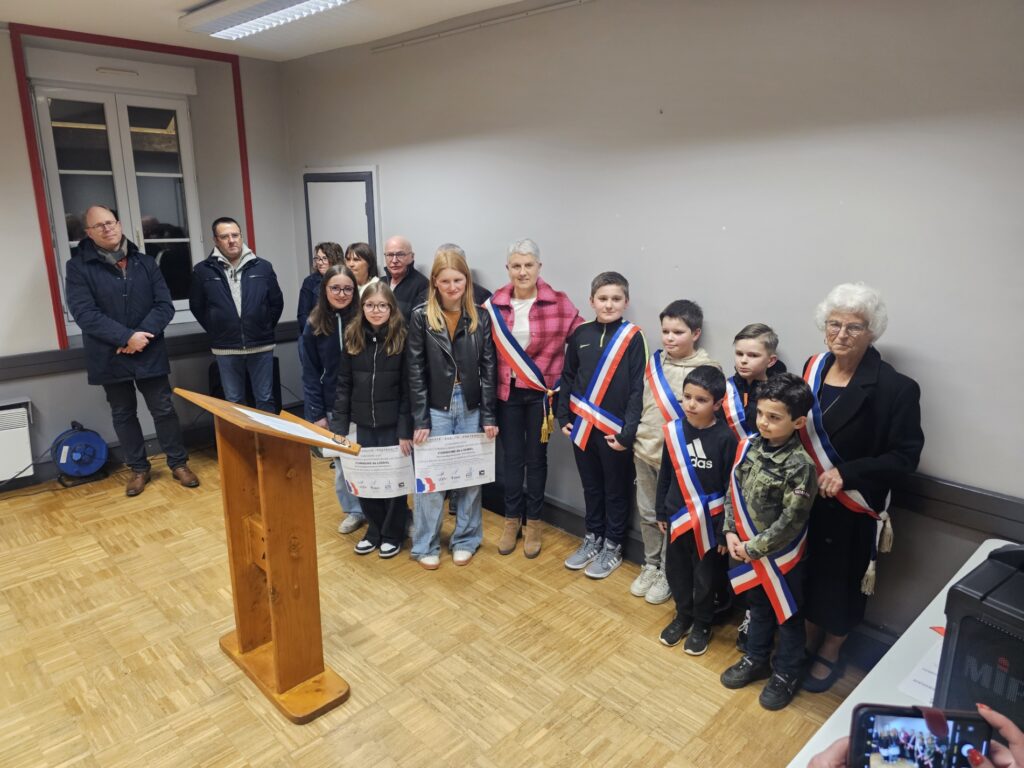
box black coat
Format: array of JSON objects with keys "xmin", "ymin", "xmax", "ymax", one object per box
[
  {"xmin": 809, "ymin": 346, "xmax": 924, "ymax": 509},
  {"xmin": 331, "ymin": 322, "xmax": 412, "ymax": 438},
  {"xmin": 299, "ymin": 312, "xmax": 347, "ymax": 423},
  {"xmin": 188, "ymin": 251, "xmax": 283, "ymax": 349},
  {"xmin": 406, "ymin": 305, "xmax": 497, "ymax": 429},
  {"xmin": 65, "ymin": 237, "xmax": 174, "ymax": 385},
  {"xmin": 296, "ymin": 272, "xmax": 322, "ymax": 335},
  {"xmin": 385, "ymin": 267, "xmax": 428, "ymax": 321}
]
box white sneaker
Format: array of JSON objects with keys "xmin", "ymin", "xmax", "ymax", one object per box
[
  {"xmin": 379, "ymin": 542, "xmax": 401, "ymax": 559},
  {"xmin": 338, "ymin": 514, "xmax": 365, "ymax": 534},
  {"xmin": 645, "ymin": 571, "xmax": 672, "ymax": 604},
  {"xmin": 419, "ymin": 554, "xmax": 440, "ymax": 570},
  {"xmin": 452, "ymin": 549, "xmax": 474, "ymax": 566},
  {"xmin": 630, "ymin": 564, "xmax": 660, "ymax": 597}
]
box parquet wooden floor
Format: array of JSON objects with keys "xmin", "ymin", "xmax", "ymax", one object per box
[{"xmin": 0, "ymin": 450, "xmax": 860, "ymax": 767}]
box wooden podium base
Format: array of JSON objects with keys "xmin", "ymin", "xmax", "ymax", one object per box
[{"xmin": 220, "ymin": 632, "xmax": 351, "ymax": 724}]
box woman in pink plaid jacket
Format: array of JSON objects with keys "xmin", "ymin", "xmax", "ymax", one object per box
[{"xmin": 486, "ymin": 239, "xmax": 583, "ymax": 559}]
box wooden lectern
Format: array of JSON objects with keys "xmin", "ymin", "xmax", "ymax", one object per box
[{"xmin": 175, "ymin": 388, "xmax": 359, "ymax": 723}]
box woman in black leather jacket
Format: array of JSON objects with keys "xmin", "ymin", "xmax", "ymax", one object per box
[
  {"xmin": 406, "ymin": 244, "xmax": 498, "ymax": 570},
  {"xmin": 332, "ymin": 283, "xmax": 412, "ymax": 559}
]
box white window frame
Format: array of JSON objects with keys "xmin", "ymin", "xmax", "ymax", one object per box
[{"xmin": 33, "ymin": 84, "xmax": 205, "ymax": 333}]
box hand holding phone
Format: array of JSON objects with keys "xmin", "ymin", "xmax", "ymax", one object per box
[{"xmin": 847, "ymin": 704, "xmax": 992, "ymax": 768}]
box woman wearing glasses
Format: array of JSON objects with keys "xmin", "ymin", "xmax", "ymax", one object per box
[
  {"xmin": 800, "ymin": 282, "xmax": 923, "ymax": 693},
  {"xmin": 300, "ymin": 264, "xmax": 366, "ymax": 535},
  {"xmin": 331, "ymin": 283, "xmax": 412, "ymax": 558},
  {"xmin": 298, "ymin": 242, "xmax": 344, "ymax": 333}
]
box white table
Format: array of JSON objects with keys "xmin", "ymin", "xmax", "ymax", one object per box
[{"xmin": 787, "ymin": 538, "xmax": 1014, "ymax": 767}]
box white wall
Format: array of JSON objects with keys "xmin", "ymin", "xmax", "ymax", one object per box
[
  {"xmin": 0, "ymin": 31, "xmax": 63, "ymax": 355},
  {"xmin": 281, "ymin": 0, "xmax": 1024, "ymax": 499}
]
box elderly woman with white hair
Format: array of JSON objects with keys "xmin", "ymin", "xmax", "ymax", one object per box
[
  {"xmin": 483, "ymin": 239, "xmax": 583, "ymax": 558},
  {"xmin": 800, "ymin": 282, "xmax": 924, "ymax": 693}
]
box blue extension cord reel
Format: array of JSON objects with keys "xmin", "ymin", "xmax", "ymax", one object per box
[{"xmin": 50, "ymin": 421, "xmax": 109, "ymax": 487}]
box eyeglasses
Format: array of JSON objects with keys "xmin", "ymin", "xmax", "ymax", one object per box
[
  {"xmin": 86, "ymin": 220, "xmax": 119, "ymax": 231},
  {"xmin": 384, "ymin": 251, "xmax": 409, "ymax": 261},
  {"xmin": 364, "ymin": 302, "xmax": 390, "ymax": 312},
  {"xmin": 313, "ymin": 256, "xmax": 329, "ymax": 264},
  {"xmin": 328, "ymin": 285, "xmax": 355, "ymax": 296},
  {"xmin": 825, "ymin": 320, "xmax": 868, "ymax": 337}
]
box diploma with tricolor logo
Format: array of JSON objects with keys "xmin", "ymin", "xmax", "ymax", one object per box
[
  {"xmin": 337, "ymin": 445, "xmax": 415, "ymax": 498},
  {"xmin": 413, "ymin": 433, "xmax": 496, "ymax": 493}
]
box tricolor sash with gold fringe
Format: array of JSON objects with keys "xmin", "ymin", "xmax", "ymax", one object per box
[
  {"xmin": 568, "ymin": 321, "xmax": 640, "ymax": 450},
  {"xmin": 663, "ymin": 417, "xmax": 724, "ymax": 557},
  {"xmin": 799, "ymin": 352, "xmax": 893, "ymax": 595},
  {"xmin": 484, "ymin": 298, "xmax": 558, "ymax": 441},
  {"xmin": 722, "ymin": 376, "xmax": 752, "ymax": 441},
  {"xmin": 726, "ymin": 438, "xmax": 807, "ymax": 623}
]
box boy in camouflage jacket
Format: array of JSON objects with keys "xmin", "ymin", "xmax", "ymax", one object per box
[{"xmin": 720, "ymin": 373, "xmax": 818, "ymax": 711}]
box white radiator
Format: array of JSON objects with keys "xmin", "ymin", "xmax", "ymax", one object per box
[{"xmin": 0, "ymin": 406, "xmax": 33, "ymax": 482}]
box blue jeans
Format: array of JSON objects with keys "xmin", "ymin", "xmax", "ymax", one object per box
[
  {"xmin": 411, "ymin": 385, "xmax": 483, "ymax": 559},
  {"xmin": 216, "ymin": 351, "xmax": 275, "ymax": 412},
  {"xmin": 334, "ymin": 453, "xmax": 364, "ymax": 521}
]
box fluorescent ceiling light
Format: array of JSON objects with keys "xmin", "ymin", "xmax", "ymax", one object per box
[{"xmin": 181, "ymin": 0, "xmax": 353, "ymax": 41}]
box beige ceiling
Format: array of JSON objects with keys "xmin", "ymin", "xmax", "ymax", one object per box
[{"xmin": 2, "ymin": 0, "xmax": 530, "ymax": 62}]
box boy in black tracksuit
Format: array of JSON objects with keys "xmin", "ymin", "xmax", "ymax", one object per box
[
  {"xmin": 556, "ymin": 272, "xmax": 647, "ymax": 580},
  {"xmin": 655, "ymin": 366, "xmax": 737, "ymax": 656}
]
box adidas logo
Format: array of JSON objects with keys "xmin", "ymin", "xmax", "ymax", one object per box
[{"xmin": 687, "ymin": 438, "xmax": 713, "ymax": 469}]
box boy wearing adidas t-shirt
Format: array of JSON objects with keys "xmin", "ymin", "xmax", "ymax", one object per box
[
  {"xmin": 655, "ymin": 366, "xmax": 737, "ymax": 656},
  {"xmin": 631, "ymin": 300, "xmax": 720, "ymax": 605}
]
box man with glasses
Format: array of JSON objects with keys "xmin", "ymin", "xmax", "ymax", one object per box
[
  {"xmin": 65, "ymin": 205, "xmax": 200, "ymax": 497},
  {"xmin": 382, "ymin": 235, "xmax": 428, "ymax": 320},
  {"xmin": 189, "ymin": 217, "xmax": 284, "ymax": 413}
]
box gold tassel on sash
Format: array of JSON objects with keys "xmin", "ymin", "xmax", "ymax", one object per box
[{"xmin": 540, "ymin": 391, "xmax": 555, "ymax": 443}]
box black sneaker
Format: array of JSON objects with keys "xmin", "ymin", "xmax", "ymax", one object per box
[
  {"xmin": 759, "ymin": 671, "xmax": 799, "ymax": 710},
  {"xmin": 720, "ymin": 655, "xmax": 771, "ymax": 689},
  {"xmin": 659, "ymin": 616, "xmax": 692, "ymax": 647},
  {"xmin": 353, "ymin": 538, "xmax": 377, "ymax": 555},
  {"xmin": 684, "ymin": 626, "xmax": 711, "ymax": 656}
]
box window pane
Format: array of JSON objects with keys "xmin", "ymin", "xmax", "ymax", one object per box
[
  {"xmin": 146, "ymin": 242, "xmax": 193, "ymax": 300},
  {"xmin": 128, "ymin": 107, "xmax": 182, "ymax": 174},
  {"xmin": 137, "ymin": 176, "xmax": 189, "ymax": 236},
  {"xmin": 59, "ymin": 175, "xmax": 117, "ymax": 242},
  {"xmin": 48, "ymin": 99, "xmax": 113, "ymax": 171}
]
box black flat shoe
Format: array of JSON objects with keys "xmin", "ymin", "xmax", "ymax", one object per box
[{"xmin": 802, "ymin": 654, "xmax": 844, "ymax": 693}]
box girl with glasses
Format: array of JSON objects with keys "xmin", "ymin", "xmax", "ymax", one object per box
[
  {"xmin": 331, "ymin": 283, "xmax": 412, "ymax": 558},
  {"xmin": 300, "ymin": 264, "xmax": 366, "ymax": 535}
]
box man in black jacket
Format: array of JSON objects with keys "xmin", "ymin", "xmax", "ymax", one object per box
[
  {"xmin": 66, "ymin": 205, "xmax": 199, "ymax": 497},
  {"xmin": 382, "ymin": 235, "xmax": 429, "ymax": 320},
  {"xmin": 189, "ymin": 217, "xmax": 283, "ymax": 412}
]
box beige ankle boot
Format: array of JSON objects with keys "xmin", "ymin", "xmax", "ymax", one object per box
[
  {"xmin": 497, "ymin": 517, "xmax": 521, "ymax": 555},
  {"xmin": 523, "ymin": 520, "xmax": 543, "ymax": 559}
]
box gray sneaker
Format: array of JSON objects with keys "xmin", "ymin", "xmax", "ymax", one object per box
[
  {"xmin": 338, "ymin": 514, "xmax": 366, "ymax": 535},
  {"xmin": 565, "ymin": 533, "xmax": 603, "ymax": 570},
  {"xmin": 585, "ymin": 541, "xmax": 623, "ymax": 579},
  {"xmin": 644, "ymin": 570, "xmax": 672, "ymax": 604}
]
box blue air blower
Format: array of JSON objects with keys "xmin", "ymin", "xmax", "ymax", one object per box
[{"xmin": 51, "ymin": 421, "xmax": 109, "ymax": 487}]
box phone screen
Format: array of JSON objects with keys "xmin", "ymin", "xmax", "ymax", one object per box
[{"xmin": 850, "ymin": 706, "xmax": 991, "ymax": 768}]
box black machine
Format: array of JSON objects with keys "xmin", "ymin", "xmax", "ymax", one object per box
[{"xmin": 934, "ymin": 544, "xmax": 1024, "ymax": 729}]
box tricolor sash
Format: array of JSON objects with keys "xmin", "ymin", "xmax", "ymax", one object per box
[
  {"xmin": 726, "ymin": 438, "xmax": 807, "ymax": 624},
  {"xmin": 663, "ymin": 418, "xmax": 724, "ymax": 557},
  {"xmin": 484, "ymin": 297, "xmax": 559, "ymax": 442},
  {"xmin": 800, "ymin": 352, "xmax": 893, "ymax": 595},
  {"xmin": 568, "ymin": 321, "xmax": 641, "ymax": 450},
  {"xmin": 799, "ymin": 353, "xmax": 880, "ymax": 519},
  {"xmin": 645, "ymin": 350, "xmax": 685, "ymax": 423},
  {"xmin": 722, "ymin": 376, "xmax": 752, "ymax": 441}
]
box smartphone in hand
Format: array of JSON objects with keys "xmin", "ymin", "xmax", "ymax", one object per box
[{"xmin": 848, "ymin": 703, "xmax": 992, "ymax": 768}]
